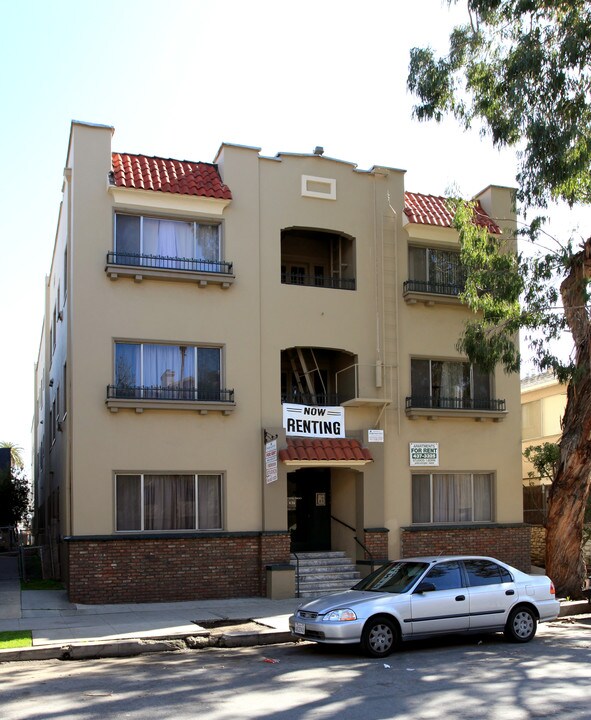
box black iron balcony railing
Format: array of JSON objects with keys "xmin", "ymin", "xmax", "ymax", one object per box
[
  {"xmin": 107, "ymin": 251, "xmax": 233, "ymax": 275},
  {"xmin": 281, "ymin": 274, "xmax": 356, "ymax": 291},
  {"xmin": 403, "ymin": 279, "xmax": 465, "ymax": 296},
  {"xmin": 281, "ymin": 392, "xmax": 341, "ymax": 406},
  {"xmin": 406, "ymin": 396, "xmax": 506, "ymax": 412},
  {"xmin": 107, "ymin": 385, "xmax": 235, "ymax": 403}
]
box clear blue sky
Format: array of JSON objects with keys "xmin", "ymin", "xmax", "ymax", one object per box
[{"xmin": 0, "ymin": 0, "xmax": 585, "ymax": 469}]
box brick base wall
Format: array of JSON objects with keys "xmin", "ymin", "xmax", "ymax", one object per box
[
  {"xmin": 401, "ymin": 524, "xmax": 531, "ymax": 572},
  {"xmin": 67, "ymin": 532, "xmax": 291, "ymax": 604},
  {"xmin": 363, "ymin": 528, "xmax": 389, "ymax": 561}
]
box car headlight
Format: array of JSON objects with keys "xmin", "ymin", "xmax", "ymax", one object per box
[{"xmin": 324, "ymin": 608, "xmax": 357, "ymax": 622}]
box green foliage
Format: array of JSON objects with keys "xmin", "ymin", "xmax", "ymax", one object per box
[
  {"xmin": 0, "ymin": 441, "xmax": 24, "ymax": 469},
  {"xmin": 408, "ymin": 1, "xmax": 591, "ymax": 207},
  {"xmin": 523, "ymin": 442, "xmax": 560, "ymax": 482},
  {"xmin": 450, "ymin": 198, "xmax": 572, "ymax": 377},
  {"xmin": 0, "ymin": 631, "xmax": 32, "ymax": 649},
  {"xmin": 0, "ymin": 466, "xmax": 30, "ymax": 527}
]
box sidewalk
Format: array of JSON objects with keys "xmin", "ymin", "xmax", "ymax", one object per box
[
  {"xmin": 1, "ymin": 553, "xmax": 589, "ymax": 663},
  {"xmin": 0, "ymin": 555, "xmax": 301, "ymax": 661}
]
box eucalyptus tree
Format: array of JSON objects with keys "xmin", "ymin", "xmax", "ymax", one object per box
[{"xmin": 407, "ymin": 0, "xmax": 591, "ymax": 596}]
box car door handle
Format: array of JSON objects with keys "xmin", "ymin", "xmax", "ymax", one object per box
[
  {"xmin": 455, "ymin": 595, "xmax": 466, "ymax": 601},
  {"xmin": 505, "ymin": 590, "xmax": 515, "ymax": 596}
]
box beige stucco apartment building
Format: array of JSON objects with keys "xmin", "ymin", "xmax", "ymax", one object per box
[{"xmin": 32, "ymin": 121, "xmax": 526, "ymax": 603}]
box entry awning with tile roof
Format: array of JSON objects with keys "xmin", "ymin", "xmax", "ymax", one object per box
[
  {"xmin": 404, "ymin": 191, "xmax": 501, "ymax": 234},
  {"xmin": 111, "ymin": 153, "xmax": 232, "ymax": 200},
  {"xmin": 279, "ymin": 438, "xmax": 373, "ymax": 467}
]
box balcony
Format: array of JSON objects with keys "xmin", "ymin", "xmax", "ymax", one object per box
[
  {"xmin": 403, "ymin": 279, "xmax": 465, "ymax": 306},
  {"xmin": 405, "ymin": 395, "xmax": 507, "ymax": 421},
  {"xmin": 106, "ymin": 385, "xmax": 236, "ymax": 414},
  {"xmin": 281, "ymin": 273, "xmax": 355, "ymax": 291},
  {"xmin": 282, "ymin": 392, "xmax": 342, "ymax": 406},
  {"xmin": 281, "ymin": 228, "xmax": 356, "ymax": 293},
  {"xmin": 105, "ymin": 252, "xmax": 235, "ymax": 288}
]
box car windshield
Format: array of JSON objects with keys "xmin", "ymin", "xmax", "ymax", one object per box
[{"xmin": 352, "ymin": 561, "xmax": 429, "ymax": 593}]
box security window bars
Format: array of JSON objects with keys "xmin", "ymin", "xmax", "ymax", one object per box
[
  {"xmin": 406, "ymin": 246, "xmax": 466, "ymax": 296},
  {"xmin": 116, "ymin": 473, "xmax": 222, "ymax": 531},
  {"xmin": 114, "ymin": 342, "xmax": 222, "ymax": 401},
  {"xmin": 113, "ymin": 214, "xmax": 228, "ymax": 273},
  {"xmin": 412, "ymin": 472, "xmax": 493, "ymax": 523},
  {"xmin": 410, "ymin": 359, "xmax": 493, "ymax": 410}
]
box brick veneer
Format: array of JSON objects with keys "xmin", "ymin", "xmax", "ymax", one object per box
[
  {"xmin": 363, "ymin": 528, "xmax": 389, "ymax": 561},
  {"xmin": 401, "ymin": 524, "xmax": 531, "ymax": 572},
  {"xmin": 66, "ymin": 532, "xmax": 291, "ymax": 604}
]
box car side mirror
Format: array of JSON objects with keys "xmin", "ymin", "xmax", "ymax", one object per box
[{"xmin": 415, "ymin": 581, "xmax": 437, "ymax": 593}]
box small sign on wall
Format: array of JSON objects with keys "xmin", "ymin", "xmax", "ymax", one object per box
[
  {"xmin": 368, "ymin": 429, "xmax": 384, "ymax": 443},
  {"xmin": 409, "ymin": 442, "xmax": 439, "ymax": 467},
  {"xmin": 265, "ymin": 439, "xmax": 278, "ymax": 484}
]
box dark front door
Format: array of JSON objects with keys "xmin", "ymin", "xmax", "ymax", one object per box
[{"xmin": 288, "ymin": 469, "xmax": 331, "ymax": 552}]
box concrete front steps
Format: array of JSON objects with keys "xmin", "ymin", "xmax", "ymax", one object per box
[{"xmin": 291, "ymin": 551, "xmax": 361, "ymax": 598}]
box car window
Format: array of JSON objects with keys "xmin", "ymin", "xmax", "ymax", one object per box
[
  {"xmin": 424, "ymin": 561, "xmax": 463, "ymax": 591},
  {"xmin": 353, "ymin": 561, "xmax": 429, "ymax": 593},
  {"xmin": 464, "ymin": 559, "xmax": 513, "ymax": 586}
]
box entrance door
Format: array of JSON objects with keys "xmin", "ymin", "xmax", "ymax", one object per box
[{"xmin": 288, "ymin": 469, "xmax": 331, "ymax": 552}]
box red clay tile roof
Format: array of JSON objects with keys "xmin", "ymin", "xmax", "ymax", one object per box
[
  {"xmin": 279, "ymin": 438, "xmax": 373, "ymax": 463},
  {"xmin": 404, "ymin": 191, "xmax": 501, "ymax": 234},
  {"xmin": 111, "ymin": 153, "xmax": 232, "ymax": 200}
]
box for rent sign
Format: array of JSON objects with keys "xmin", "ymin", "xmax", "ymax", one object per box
[
  {"xmin": 409, "ymin": 442, "xmax": 439, "ymax": 467},
  {"xmin": 283, "ymin": 404, "xmax": 345, "ymax": 438}
]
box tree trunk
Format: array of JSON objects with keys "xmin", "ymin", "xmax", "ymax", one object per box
[{"xmin": 546, "ymin": 239, "xmax": 591, "ymax": 598}]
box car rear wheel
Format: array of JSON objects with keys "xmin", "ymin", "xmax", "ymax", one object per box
[
  {"xmin": 361, "ymin": 616, "xmax": 399, "ymax": 658},
  {"xmin": 504, "ymin": 606, "xmax": 537, "ymax": 643}
]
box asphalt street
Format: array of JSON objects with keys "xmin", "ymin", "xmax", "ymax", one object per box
[{"xmin": 1, "ymin": 617, "xmax": 589, "ymax": 720}]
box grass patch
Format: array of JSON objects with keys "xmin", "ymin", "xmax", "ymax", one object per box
[
  {"xmin": 21, "ymin": 579, "xmax": 64, "ymax": 591},
  {"xmin": 0, "ymin": 631, "xmax": 32, "ymax": 649}
]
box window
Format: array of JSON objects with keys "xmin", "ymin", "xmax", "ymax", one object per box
[
  {"xmin": 407, "ymin": 246, "xmax": 465, "ymax": 295},
  {"xmin": 62, "ymin": 363, "xmax": 67, "ymax": 419},
  {"xmin": 410, "ymin": 359, "xmax": 491, "ymax": 410},
  {"xmin": 51, "ymin": 306, "xmax": 56, "ymax": 354},
  {"xmin": 116, "ymin": 474, "xmax": 222, "ymax": 531},
  {"xmin": 412, "ymin": 472, "xmax": 493, "ymax": 523},
  {"xmin": 63, "ymin": 247, "xmax": 68, "ymax": 297},
  {"xmin": 114, "ymin": 214, "xmax": 221, "ymax": 271},
  {"xmin": 114, "ymin": 342, "xmax": 222, "ymax": 401},
  {"xmin": 464, "ymin": 559, "xmax": 513, "ymax": 586},
  {"xmin": 424, "ymin": 561, "xmax": 463, "ymax": 590}
]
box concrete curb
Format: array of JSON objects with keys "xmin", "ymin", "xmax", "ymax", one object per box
[
  {"xmin": 0, "ymin": 628, "xmax": 294, "ymax": 663},
  {"xmin": 1, "ymin": 600, "xmax": 589, "ymax": 664}
]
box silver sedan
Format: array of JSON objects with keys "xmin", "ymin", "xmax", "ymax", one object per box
[{"xmin": 289, "ymin": 555, "xmax": 560, "ymax": 657}]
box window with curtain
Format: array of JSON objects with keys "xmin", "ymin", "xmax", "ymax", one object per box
[
  {"xmin": 410, "ymin": 359, "xmax": 491, "ymax": 409},
  {"xmin": 116, "ymin": 474, "xmax": 222, "ymax": 531},
  {"xmin": 412, "ymin": 472, "xmax": 493, "ymax": 524},
  {"xmin": 114, "ymin": 342, "xmax": 221, "ymax": 400},
  {"xmin": 115, "ymin": 214, "xmax": 221, "ymax": 269}
]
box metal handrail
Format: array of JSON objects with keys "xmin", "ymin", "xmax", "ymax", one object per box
[
  {"xmin": 330, "ymin": 515, "xmax": 375, "ymax": 572},
  {"xmin": 107, "ymin": 251, "xmax": 233, "ymax": 275},
  {"xmin": 403, "ymin": 279, "xmax": 465, "ymax": 296},
  {"xmin": 281, "ymin": 393, "xmax": 341, "ymax": 406},
  {"xmin": 406, "ymin": 396, "xmax": 506, "ymax": 412},
  {"xmin": 281, "ymin": 275, "xmax": 356, "ymax": 291},
  {"xmin": 292, "ymin": 551, "xmax": 301, "ymax": 598},
  {"xmin": 107, "ymin": 385, "xmax": 235, "ymax": 403}
]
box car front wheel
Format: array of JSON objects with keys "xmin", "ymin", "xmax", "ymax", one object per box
[
  {"xmin": 504, "ymin": 606, "xmax": 537, "ymax": 643},
  {"xmin": 361, "ymin": 616, "xmax": 399, "ymax": 658}
]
